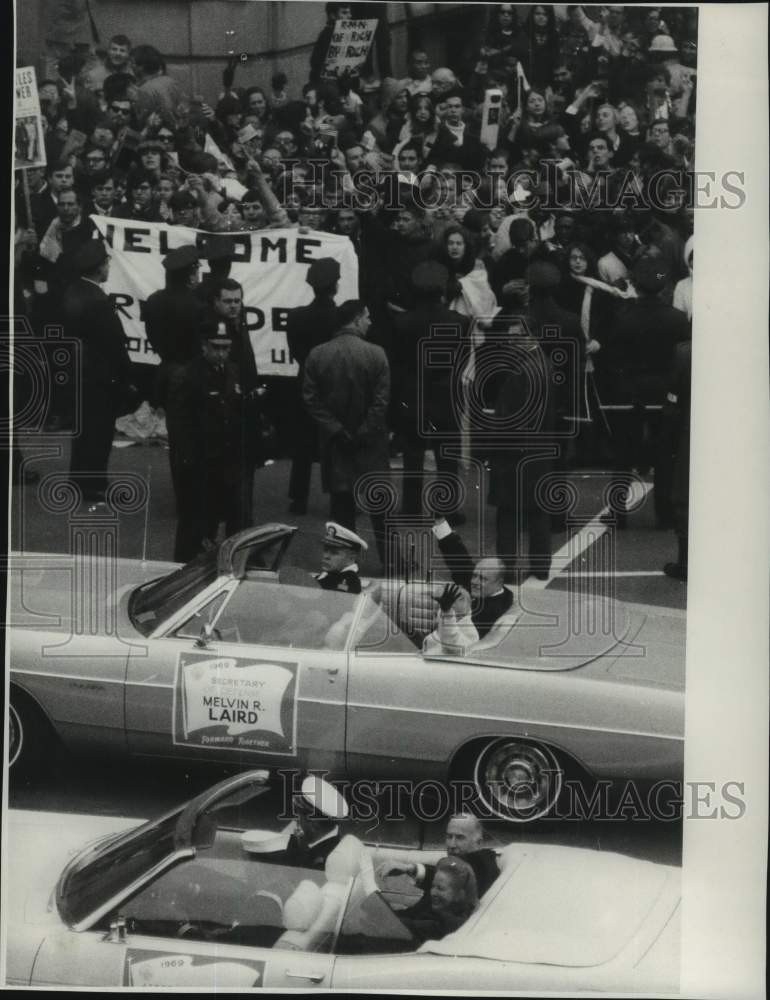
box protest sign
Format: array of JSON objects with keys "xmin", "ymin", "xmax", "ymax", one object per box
[
  {"xmin": 323, "ymin": 18, "xmax": 377, "ymax": 80},
  {"xmin": 14, "ymin": 66, "xmax": 46, "ymax": 170},
  {"xmin": 90, "ymin": 217, "xmax": 359, "ymax": 376}
]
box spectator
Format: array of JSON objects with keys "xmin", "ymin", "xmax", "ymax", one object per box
[
  {"xmin": 132, "ymin": 44, "xmax": 185, "ymax": 116},
  {"xmin": 63, "ymin": 240, "xmax": 134, "ymax": 508},
  {"xmin": 303, "ymin": 299, "xmax": 396, "ymax": 574}
]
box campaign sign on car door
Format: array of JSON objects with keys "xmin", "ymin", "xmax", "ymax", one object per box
[
  {"xmin": 124, "ymin": 950, "xmax": 265, "ymax": 988},
  {"xmin": 173, "ymin": 653, "xmax": 298, "ymax": 754}
]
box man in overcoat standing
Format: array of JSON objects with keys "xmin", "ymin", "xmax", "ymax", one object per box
[
  {"xmin": 64, "ymin": 240, "xmax": 134, "ymax": 508},
  {"xmin": 303, "ymin": 300, "xmax": 397, "ymax": 574},
  {"xmin": 285, "ymin": 257, "xmax": 341, "ymax": 514}
]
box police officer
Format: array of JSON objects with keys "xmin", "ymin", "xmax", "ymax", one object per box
[
  {"xmin": 143, "ymin": 243, "xmax": 201, "ymax": 407},
  {"xmin": 196, "ymin": 233, "xmax": 235, "ymax": 307},
  {"xmin": 164, "ymin": 319, "xmax": 247, "ymax": 561},
  {"xmin": 314, "ymin": 521, "xmax": 367, "ymax": 594}
]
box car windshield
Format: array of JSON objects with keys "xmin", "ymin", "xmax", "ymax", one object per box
[
  {"xmin": 57, "ymin": 775, "xmax": 269, "ymax": 927},
  {"xmin": 129, "ymin": 547, "xmax": 221, "ymax": 636}
]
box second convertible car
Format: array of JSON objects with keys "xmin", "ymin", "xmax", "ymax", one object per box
[
  {"xmin": 8, "ymin": 524, "xmax": 685, "ymax": 821},
  {"xmin": 5, "ymin": 770, "xmax": 681, "ymax": 991}
]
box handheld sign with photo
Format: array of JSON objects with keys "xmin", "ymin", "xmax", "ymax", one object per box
[
  {"xmin": 14, "ymin": 66, "xmax": 46, "ymax": 170},
  {"xmin": 323, "ymin": 18, "xmax": 378, "ymax": 80}
]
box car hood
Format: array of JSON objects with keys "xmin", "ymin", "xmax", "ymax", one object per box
[
  {"xmin": 3, "ymin": 810, "xmax": 144, "ymax": 985},
  {"xmin": 7, "ymin": 553, "xmax": 180, "ymax": 634}
]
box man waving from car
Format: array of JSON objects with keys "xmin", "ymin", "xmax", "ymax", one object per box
[{"xmin": 423, "ymin": 517, "xmax": 520, "ymax": 655}]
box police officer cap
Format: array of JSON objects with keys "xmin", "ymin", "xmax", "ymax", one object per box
[
  {"xmin": 200, "ymin": 319, "xmax": 232, "ymax": 345},
  {"xmin": 323, "ymin": 521, "xmax": 368, "ymax": 552},
  {"xmin": 163, "ymin": 244, "xmax": 199, "ymax": 272},
  {"xmin": 306, "ymin": 257, "xmax": 341, "ymax": 289},
  {"xmin": 411, "ymin": 260, "xmax": 449, "ymax": 293},
  {"xmin": 527, "ymin": 259, "xmax": 562, "ymax": 290},
  {"xmin": 205, "ymin": 234, "xmax": 236, "ymax": 262},
  {"xmin": 300, "ymin": 775, "xmax": 350, "ymax": 821},
  {"xmin": 633, "ymin": 256, "xmax": 669, "ymax": 293},
  {"xmin": 74, "ymin": 239, "xmax": 109, "ymax": 274}
]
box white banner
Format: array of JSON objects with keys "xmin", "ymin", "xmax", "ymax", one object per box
[
  {"xmin": 91, "ymin": 217, "xmax": 359, "ymax": 376},
  {"xmin": 15, "ymin": 66, "xmax": 46, "ymax": 170}
]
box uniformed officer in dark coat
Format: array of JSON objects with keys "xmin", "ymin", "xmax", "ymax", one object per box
[
  {"xmin": 142, "ymin": 244, "xmax": 201, "ymax": 406},
  {"xmin": 663, "ymin": 339, "xmax": 691, "ymax": 581},
  {"xmin": 285, "ymin": 257, "xmax": 341, "ymax": 514},
  {"xmin": 390, "ymin": 261, "xmax": 471, "ymax": 521},
  {"xmin": 314, "ymin": 521, "xmax": 367, "ymax": 594},
  {"xmin": 602, "ymin": 255, "xmax": 691, "ymax": 528},
  {"xmin": 164, "ymin": 320, "xmax": 247, "ymax": 562},
  {"xmin": 63, "ymin": 239, "xmax": 134, "ymax": 507}
]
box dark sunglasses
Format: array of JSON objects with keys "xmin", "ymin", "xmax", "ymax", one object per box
[{"xmin": 110, "ymin": 105, "xmax": 131, "ymax": 114}]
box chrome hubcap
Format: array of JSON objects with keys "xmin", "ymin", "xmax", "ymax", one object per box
[
  {"xmin": 9, "ymin": 704, "xmax": 22, "ymax": 767},
  {"xmin": 475, "ymin": 741, "xmax": 562, "ymax": 821}
]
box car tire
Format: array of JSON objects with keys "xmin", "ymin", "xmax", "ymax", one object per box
[
  {"xmin": 472, "ymin": 738, "xmax": 564, "ymax": 822},
  {"xmin": 8, "ymin": 690, "xmax": 53, "ymax": 779}
]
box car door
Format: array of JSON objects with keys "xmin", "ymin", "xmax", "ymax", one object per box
[
  {"xmin": 124, "ymin": 578, "xmax": 354, "ymax": 773},
  {"xmin": 30, "ymin": 929, "xmax": 336, "ymax": 989}
]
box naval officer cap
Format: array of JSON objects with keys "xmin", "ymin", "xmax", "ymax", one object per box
[
  {"xmin": 527, "ymin": 259, "xmax": 562, "ymax": 290},
  {"xmin": 74, "ymin": 239, "xmax": 109, "ymax": 274},
  {"xmin": 633, "ymin": 255, "xmax": 669, "ymax": 293},
  {"xmin": 323, "ymin": 521, "xmax": 368, "ymax": 552},
  {"xmin": 300, "ymin": 775, "xmax": 350, "ymax": 820},
  {"xmin": 163, "ymin": 244, "xmax": 199, "ymax": 271},
  {"xmin": 205, "ymin": 234, "xmax": 236, "ymax": 262}
]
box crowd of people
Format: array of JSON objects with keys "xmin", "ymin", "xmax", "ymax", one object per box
[{"xmin": 13, "ymin": 3, "xmax": 696, "ymax": 584}]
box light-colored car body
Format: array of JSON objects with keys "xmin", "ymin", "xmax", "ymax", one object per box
[
  {"xmin": 8, "ymin": 525, "xmax": 685, "ymax": 818},
  {"xmin": 3, "ymin": 773, "xmax": 681, "ymax": 992}
]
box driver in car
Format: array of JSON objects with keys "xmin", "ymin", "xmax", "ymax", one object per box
[
  {"xmin": 314, "ymin": 522, "xmax": 366, "ymax": 594},
  {"xmin": 241, "ymin": 775, "xmax": 350, "ymax": 869}
]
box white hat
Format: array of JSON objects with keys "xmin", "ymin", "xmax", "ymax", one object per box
[
  {"xmin": 240, "ymin": 828, "xmax": 291, "ymax": 854},
  {"xmin": 323, "ymin": 522, "xmax": 368, "ymax": 552},
  {"xmin": 300, "ymin": 775, "xmax": 350, "ymax": 820},
  {"xmin": 649, "ymin": 34, "xmax": 678, "ymax": 53}
]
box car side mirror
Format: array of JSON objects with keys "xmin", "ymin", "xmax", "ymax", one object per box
[
  {"xmin": 195, "ymin": 622, "xmax": 222, "ymax": 648},
  {"xmin": 104, "ymin": 915, "xmax": 126, "ymax": 942}
]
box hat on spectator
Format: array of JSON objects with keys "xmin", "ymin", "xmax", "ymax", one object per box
[
  {"xmin": 411, "ymin": 260, "xmax": 449, "ymax": 294},
  {"xmin": 137, "ymin": 138, "xmax": 163, "ymax": 153},
  {"xmin": 169, "ymin": 190, "xmax": 197, "ymax": 212},
  {"xmin": 633, "ymin": 255, "xmax": 669, "ymax": 293},
  {"xmin": 648, "ymin": 34, "xmax": 678, "ymax": 53},
  {"xmin": 323, "ymin": 522, "xmax": 368, "ymax": 552},
  {"xmin": 527, "ymin": 259, "xmax": 562, "ymax": 291},
  {"xmin": 74, "ymin": 239, "xmax": 109, "ymax": 274},
  {"xmin": 205, "ymin": 234, "xmax": 236, "ymax": 262},
  {"xmin": 163, "ymin": 244, "xmax": 199, "ymax": 271},
  {"xmin": 306, "ymin": 257, "xmax": 341, "ymax": 289}
]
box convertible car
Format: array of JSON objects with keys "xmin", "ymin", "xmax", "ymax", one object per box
[
  {"xmin": 4, "ymin": 770, "xmax": 681, "ymax": 991},
  {"xmin": 8, "ymin": 524, "xmax": 685, "ymax": 821}
]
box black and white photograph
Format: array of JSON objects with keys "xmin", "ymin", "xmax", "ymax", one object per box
[{"xmin": 3, "ymin": 1, "xmax": 767, "ymax": 995}]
